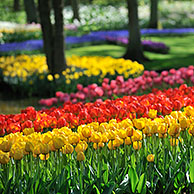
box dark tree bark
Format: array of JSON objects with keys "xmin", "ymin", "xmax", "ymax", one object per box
[
  {"xmin": 38, "ymin": 0, "xmax": 67, "ymax": 74},
  {"xmin": 38, "ymin": 0, "xmax": 53, "ymax": 72},
  {"xmin": 148, "ymin": 0, "xmax": 159, "ymax": 29},
  {"xmin": 71, "ymin": 0, "xmax": 80, "ymax": 21},
  {"xmin": 13, "ymin": 0, "xmax": 20, "ymax": 11},
  {"xmin": 23, "ymin": 0, "xmax": 38, "ymax": 23},
  {"xmin": 52, "ymin": 0, "xmax": 66, "ymax": 73},
  {"xmin": 123, "ymin": 0, "xmax": 147, "ymax": 62}
]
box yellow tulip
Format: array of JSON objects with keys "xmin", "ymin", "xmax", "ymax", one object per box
[
  {"xmin": 148, "ymin": 109, "xmax": 157, "ymax": 119},
  {"xmin": 23, "ymin": 128, "xmax": 34, "ymax": 136},
  {"xmin": 133, "ymin": 141, "xmax": 142, "ymax": 150},
  {"xmin": 39, "ymin": 154, "xmax": 49, "ymax": 160},
  {"xmin": 0, "ymin": 151, "xmax": 10, "ymax": 164},
  {"xmin": 41, "ymin": 144, "xmax": 50, "ymax": 155},
  {"xmin": 53, "ymin": 136, "xmax": 64, "ymax": 150},
  {"xmin": 75, "ymin": 143, "xmax": 84, "ymax": 153},
  {"xmin": 133, "ymin": 119, "xmax": 145, "ymax": 130},
  {"xmin": 0, "ymin": 139, "xmax": 11, "ymax": 152},
  {"xmin": 81, "ymin": 127, "xmax": 92, "ymax": 138},
  {"xmin": 25, "ymin": 141, "xmax": 34, "ymax": 153},
  {"xmin": 125, "ymin": 137, "xmax": 132, "ymax": 145},
  {"xmin": 168, "ymin": 123, "xmax": 180, "ymax": 137},
  {"xmin": 188, "ymin": 124, "xmax": 194, "ymax": 136},
  {"xmin": 132, "ymin": 130, "xmax": 142, "ymax": 141},
  {"xmin": 13, "ymin": 148, "xmax": 24, "ymax": 160},
  {"xmin": 77, "ymin": 151, "xmax": 85, "ymax": 161},
  {"xmin": 147, "ymin": 154, "xmax": 155, "ymax": 162},
  {"xmin": 179, "ymin": 117, "xmax": 189, "ymax": 130},
  {"xmin": 158, "ymin": 123, "xmax": 167, "ymax": 134},
  {"xmin": 92, "ymin": 133, "xmax": 102, "ymax": 144},
  {"xmin": 63, "ymin": 143, "xmax": 74, "ymax": 154},
  {"xmin": 118, "ymin": 129, "xmax": 127, "ymax": 139},
  {"xmin": 68, "ymin": 133, "xmax": 80, "ymax": 145}
]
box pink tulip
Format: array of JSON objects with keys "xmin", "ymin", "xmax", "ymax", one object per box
[
  {"xmin": 77, "ymin": 84, "xmax": 83, "ymax": 91},
  {"xmin": 95, "ymin": 87, "xmax": 104, "ymax": 97}
]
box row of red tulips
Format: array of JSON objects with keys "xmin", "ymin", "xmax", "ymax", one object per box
[
  {"xmin": 0, "ymin": 83, "xmax": 194, "ymax": 135},
  {"xmin": 39, "ymin": 66, "xmax": 194, "ymax": 106}
]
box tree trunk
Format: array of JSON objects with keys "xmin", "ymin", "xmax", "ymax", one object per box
[
  {"xmin": 52, "ymin": 0, "xmax": 67, "ymax": 73},
  {"xmin": 148, "ymin": 0, "xmax": 158, "ymax": 28},
  {"xmin": 38, "ymin": 0, "xmax": 66, "ymax": 74},
  {"xmin": 24, "ymin": 0, "xmax": 38, "ymax": 23},
  {"xmin": 38, "ymin": 0, "xmax": 53, "ymax": 72},
  {"xmin": 71, "ymin": 0, "xmax": 80, "ymax": 21},
  {"xmin": 13, "ymin": 0, "xmax": 20, "ymax": 11},
  {"xmin": 123, "ymin": 0, "xmax": 147, "ymax": 62}
]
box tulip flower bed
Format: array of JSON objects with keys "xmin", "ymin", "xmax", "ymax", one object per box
[
  {"xmin": 0, "ymin": 55, "xmax": 144, "ymax": 97},
  {"xmin": 1, "ymin": 83, "xmax": 194, "ymax": 135},
  {"xmin": 39, "ymin": 66, "xmax": 194, "ymax": 107},
  {"xmin": 0, "ymin": 105, "xmax": 194, "ymax": 193},
  {"xmin": 106, "ymin": 36, "xmax": 170, "ymax": 54},
  {"xmin": 1, "ymin": 28, "xmax": 194, "ymax": 53}
]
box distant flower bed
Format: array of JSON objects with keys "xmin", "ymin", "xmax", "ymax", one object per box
[
  {"xmin": 0, "ymin": 35, "xmax": 105, "ymax": 52},
  {"xmin": 0, "ymin": 23, "xmax": 78, "ymax": 44},
  {"xmin": 39, "ymin": 65, "xmax": 194, "ymax": 107},
  {"xmin": 64, "ymin": 2, "xmax": 194, "ymax": 31},
  {"xmin": 106, "ymin": 36, "xmax": 170, "ymax": 54},
  {"xmin": 0, "ymin": 28, "xmax": 193, "ymax": 52},
  {"xmin": 0, "ymin": 55, "xmax": 144, "ymax": 97}
]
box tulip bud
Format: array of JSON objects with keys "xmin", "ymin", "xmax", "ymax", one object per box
[
  {"xmin": 0, "ymin": 140, "xmax": 11, "ymax": 152},
  {"xmin": 33, "ymin": 144, "xmax": 42, "ymax": 155},
  {"xmin": 39, "ymin": 154, "xmax": 49, "ymax": 160},
  {"xmin": 179, "ymin": 117, "xmax": 189, "ymax": 130},
  {"xmin": 168, "ymin": 123, "xmax": 180, "ymax": 138},
  {"xmin": 77, "ymin": 151, "xmax": 85, "ymax": 161},
  {"xmin": 92, "ymin": 133, "xmax": 101, "ymax": 143},
  {"xmin": 41, "ymin": 144, "xmax": 50, "ymax": 155},
  {"xmin": 125, "ymin": 137, "xmax": 132, "ymax": 145},
  {"xmin": 25, "ymin": 141, "xmax": 34, "ymax": 153},
  {"xmin": 82, "ymin": 127, "xmax": 92, "ymax": 138},
  {"xmin": 132, "ymin": 130, "xmax": 142, "ymax": 141},
  {"xmin": 68, "ymin": 133, "xmax": 80, "ymax": 145},
  {"xmin": 53, "ymin": 136, "xmax": 64, "ymax": 150},
  {"xmin": 23, "ymin": 128, "xmax": 34, "ymax": 136},
  {"xmin": 133, "ymin": 141, "xmax": 142, "ymax": 150},
  {"xmin": 63, "ymin": 143, "xmax": 74, "ymax": 154},
  {"xmin": 13, "ymin": 149, "xmax": 23, "ymax": 160},
  {"xmin": 147, "ymin": 154, "xmax": 155, "ymax": 162},
  {"xmin": 75, "ymin": 143, "xmax": 84, "ymax": 153},
  {"xmin": 0, "ymin": 151, "xmax": 10, "ymax": 164}
]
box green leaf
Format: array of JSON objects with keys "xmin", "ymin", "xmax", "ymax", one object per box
[
  {"xmin": 190, "ymin": 160, "xmax": 194, "ymax": 183},
  {"xmin": 4, "ymin": 177, "xmax": 13, "ymax": 194},
  {"xmin": 93, "ymin": 185, "xmax": 100, "ymax": 194},
  {"xmin": 131, "ymin": 153, "xmax": 136, "ymax": 169},
  {"xmin": 103, "ymin": 164, "xmax": 109, "ymax": 184},
  {"xmin": 137, "ymin": 173, "xmax": 146, "ymax": 194},
  {"xmin": 128, "ymin": 167, "xmax": 138, "ymax": 193}
]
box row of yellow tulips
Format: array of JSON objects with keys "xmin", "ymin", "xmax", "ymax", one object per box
[{"xmin": 0, "ymin": 106, "xmax": 194, "ymax": 165}]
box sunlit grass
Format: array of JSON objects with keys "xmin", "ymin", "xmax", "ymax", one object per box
[{"xmin": 66, "ymin": 35, "xmax": 194, "ymax": 71}]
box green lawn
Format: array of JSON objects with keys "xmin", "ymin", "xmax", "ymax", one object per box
[
  {"xmin": 66, "ymin": 35, "xmax": 194, "ymax": 71},
  {"xmin": 66, "ymin": 44, "xmax": 126, "ymax": 58}
]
